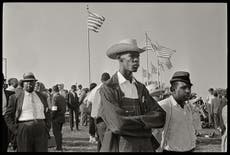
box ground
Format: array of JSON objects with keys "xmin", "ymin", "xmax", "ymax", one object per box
[{"xmin": 8, "ymin": 122, "xmax": 221, "ymax": 152}]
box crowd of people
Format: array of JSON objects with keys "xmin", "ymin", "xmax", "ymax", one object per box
[{"xmin": 1, "ymin": 38, "xmax": 227, "ymax": 152}]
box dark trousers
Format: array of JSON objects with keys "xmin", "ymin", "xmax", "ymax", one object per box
[
  {"xmin": 213, "ymin": 113, "xmax": 219, "ymax": 129},
  {"xmin": 17, "ymin": 120, "xmax": 48, "ymax": 152},
  {"xmin": 89, "ymin": 116, "xmax": 96, "ymax": 137},
  {"xmin": 52, "ymin": 120, "xmax": 63, "ymax": 150},
  {"xmin": 69, "ymin": 108, "xmax": 79, "ymax": 130},
  {"xmin": 95, "ymin": 119, "xmax": 106, "ymax": 152},
  {"xmin": 1, "ymin": 116, "xmax": 9, "ymax": 152}
]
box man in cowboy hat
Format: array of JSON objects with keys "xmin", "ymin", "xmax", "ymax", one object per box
[
  {"xmin": 4, "ymin": 72, "xmax": 51, "ymax": 152},
  {"xmin": 155, "ymin": 71, "xmax": 196, "ymax": 152},
  {"xmin": 97, "ymin": 39, "xmax": 166, "ymax": 152}
]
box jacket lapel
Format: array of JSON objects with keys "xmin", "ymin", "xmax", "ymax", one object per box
[{"xmin": 16, "ymin": 91, "xmax": 25, "ymax": 120}]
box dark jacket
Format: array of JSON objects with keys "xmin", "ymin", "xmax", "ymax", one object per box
[
  {"xmin": 98, "ymin": 72, "xmax": 166, "ymax": 151},
  {"xmin": 4, "ymin": 90, "xmax": 51, "ymax": 136},
  {"xmin": 51, "ymin": 93, "xmax": 66, "ymax": 123},
  {"xmin": 67, "ymin": 91, "xmax": 79, "ymax": 109}
]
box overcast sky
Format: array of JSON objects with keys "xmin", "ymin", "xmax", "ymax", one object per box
[{"xmin": 3, "ymin": 3, "xmax": 227, "ymax": 99}]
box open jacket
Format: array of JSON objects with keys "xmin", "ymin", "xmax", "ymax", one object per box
[
  {"xmin": 4, "ymin": 90, "xmax": 51, "ymax": 136},
  {"xmin": 98, "ymin": 72, "xmax": 166, "ymax": 151}
]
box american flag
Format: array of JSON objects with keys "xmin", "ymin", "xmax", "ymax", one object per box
[{"xmin": 88, "ymin": 11, "xmax": 105, "ymax": 33}]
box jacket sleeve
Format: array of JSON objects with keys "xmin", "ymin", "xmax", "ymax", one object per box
[
  {"xmin": 4, "ymin": 95, "xmax": 18, "ymax": 135},
  {"xmin": 140, "ymin": 87, "xmax": 166, "ymax": 129},
  {"xmin": 99, "ymin": 85, "xmax": 152, "ymax": 137}
]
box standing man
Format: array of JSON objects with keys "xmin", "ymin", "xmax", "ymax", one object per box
[
  {"xmin": 156, "ymin": 71, "xmax": 196, "ymax": 152},
  {"xmin": 4, "ymin": 72, "xmax": 51, "ymax": 152},
  {"xmin": 98, "ymin": 39, "xmax": 166, "ymax": 152},
  {"xmin": 206, "ymin": 88, "xmax": 215, "ymax": 128},
  {"xmin": 211, "ymin": 91, "xmax": 221, "ymax": 129},
  {"xmin": 1, "ymin": 74, "xmax": 15, "ymax": 152},
  {"xmin": 87, "ymin": 72, "xmax": 111, "ymax": 151},
  {"xmin": 77, "ymin": 84, "xmax": 83, "ymax": 97},
  {"xmin": 68, "ymin": 85, "xmax": 80, "ymax": 131},
  {"xmin": 51, "ymin": 85, "xmax": 66, "ymax": 151}
]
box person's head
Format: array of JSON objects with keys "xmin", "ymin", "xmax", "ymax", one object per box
[
  {"xmin": 106, "ymin": 39, "xmax": 144, "ymax": 73},
  {"xmin": 101, "ymin": 72, "xmax": 110, "ymax": 83},
  {"xmin": 21, "ymin": 72, "xmax": 38, "ymax": 93},
  {"xmin": 52, "ymin": 84, "xmax": 59, "ymax": 93},
  {"xmin": 89, "ymin": 83, "xmax": 97, "ymax": 91},
  {"xmin": 170, "ymin": 71, "xmax": 192, "ymax": 103},
  {"xmin": 78, "ymin": 84, "xmax": 82, "ymax": 90},
  {"xmin": 48, "ymin": 88, "xmax": 52, "ymax": 93},
  {"xmin": 213, "ymin": 91, "xmax": 218, "ymax": 97},
  {"xmin": 58, "ymin": 83, "xmax": 64, "ymax": 90},
  {"xmin": 71, "ymin": 85, "xmax": 77, "ymax": 91},
  {"xmin": 208, "ymin": 88, "xmax": 214, "ymax": 95},
  {"xmin": 8, "ymin": 78, "xmax": 18, "ymax": 88}
]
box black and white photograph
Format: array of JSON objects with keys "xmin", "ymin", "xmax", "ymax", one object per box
[{"xmin": 2, "ymin": 2, "xmax": 227, "ymax": 152}]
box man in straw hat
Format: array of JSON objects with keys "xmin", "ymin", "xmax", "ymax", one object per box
[
  {"xmin": 4, "ymin": 72, "xmax": 51, "ymax": 152},
  {"xmin": 97, "ymin": 39, "xmax": 166, "ymax": 152},
  {"xmin": 155, "ymin": 71, "xmax": 196, "ymax": 152}
]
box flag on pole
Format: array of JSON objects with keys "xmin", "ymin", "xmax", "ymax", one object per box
[
  {"xmin": 158, "ymin": 57, "xmax": 173, "ymax": 69},
  {"xmin": 150, "ymin": 62, "xmax": 157, "ymax": 74},
  {"xmin": 156, "ymin": 45, "xmax": 176, "ymax": 59},
  {"xmin": 88, "ymin": 10, "xmax": 105, "ymax": 33},
  {"xmin": 144, "ymin": 33, "xmax": 158, "ymax": 52}
]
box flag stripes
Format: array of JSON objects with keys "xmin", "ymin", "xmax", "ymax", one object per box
[{"xmin": 88, "ymin": 11, "xmax": 105, "ymax": 33}]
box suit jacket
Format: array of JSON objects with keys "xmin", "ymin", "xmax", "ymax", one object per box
[
  {"xmin": 51, "ymin": 93, "xmax": 66, "ymax": 123},
  {"xmin": 68, "ymin": 91, "xmax": 79, "ymax": 110},
  {"xmin": 3, "ymin": 90, "xmax": 15, "ymax": 111},
  {"xmin": 98, "ymin": 72, "xmax": 166, "ymax": 152},
  {"xmin": 4, "ymin": 90, "xmax": 51, "ymax": 136}
]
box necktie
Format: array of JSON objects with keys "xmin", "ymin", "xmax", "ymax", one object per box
[{"xmin": 30, "ymin": 93, "xmax": 37, "ymax": 119}]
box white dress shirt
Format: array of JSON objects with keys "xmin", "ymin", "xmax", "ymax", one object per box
[
  {"xmin": 18, "ymin": 91, "xmax": 45, "ymax": 121},
  {"xmin": 2, "ymin": 89, "xmax": 7, "ymax": 116},
  {"xmin": 87, "ymin": 83, "xmax": 103, "ymax": 118},
  {"xmin": 117, "ymin": 71, "xmax": 138, "ymax": 99},
  {"xmin": 158, "ymin": 95, "xmax": 196, "ymax": 152}
]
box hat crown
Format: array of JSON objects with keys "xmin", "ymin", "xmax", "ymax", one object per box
[
  {"xmin": 119, "ymin": 39, "xmax": 138, "ymax": 47},
  {"xmin": 23, "ymin": 72, "xmax": 36, "ymax": 80},
  {"xmin": 170, "ymin": 71, "xmax": 192, "ymax": 86}
]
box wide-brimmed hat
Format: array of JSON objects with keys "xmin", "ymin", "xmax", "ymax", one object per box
[
  {"xmin": 170, "ymin": 71, "xmax": 193, "ymax": 86},
  {"xmin": 106, "ymin": 39, "xmax": 145, "ymax": 59},
  {"xmin": 21, "ymin": 72, "xmax": 38, "ymax": 82}
]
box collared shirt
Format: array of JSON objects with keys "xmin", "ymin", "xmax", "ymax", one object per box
[
  {"xmin": 2, "ymin": 89, "xmax": 7, "ymax": 116},
  {"xmin": 87, "ymin": 83, "xmax": 103, "ymax": 118},
  {"xmin": 6, "ymin": 85, "xmax": 16, "ymax": 92},
  {"xmin": 206, "ymin": 94, "xmax": 214, "ymax": 104},
  {"xmin": 117, "ymin": 71, "xmax": 138, "ymax": 99},
  {"xmin": 159, "ymin": 95, "xmax": 196, "ymax": 152},
  {"xmin": 18, "ymin": 91, "xmax": 45, "ymax": 121}
]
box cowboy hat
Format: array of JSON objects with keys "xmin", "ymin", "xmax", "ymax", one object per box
[{"xmin": 106, "ymin": 39, "xmax": 145, "ymax": 59}]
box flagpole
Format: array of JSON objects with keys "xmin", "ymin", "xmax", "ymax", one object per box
[
  {"xmin": 145, "ymin": 32, "xmax": 149, "ymax": 85},
  {"xmin": 87, "ymin": 5, "xmax": 91, "ymax": 86},
  {"xmin": 157, "ymin": 57, "xmax": 160, "ymax": 88}
]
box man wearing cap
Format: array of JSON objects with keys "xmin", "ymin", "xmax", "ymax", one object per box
[
  {"xmin": 97, "ymin": 39, "xmax": 166, "ymax": 152},
  {"xmin": 4, "ymin": 72, "xmax": 51, "ymax": 152},
  {"xmin": 68, "ymin": 85, "xmax": 80, "ymax": 131},
  {"xmin": 155, "ymin": 71, "xmax": 196, "ymax": 152},
  {"xmin": 51, "ymin": 84, "xmax": 66, "ymax": 151},
  {"xmin": 1, "ymin": 74, "xmax": 15, "ymax": 152}
]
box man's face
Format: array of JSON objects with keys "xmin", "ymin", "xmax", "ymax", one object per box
[
  {"xmin": 120, "ymin": 52, "xmax": 140, "ymax": 72},
  {"xmin": 23, "ymin": 81, "xmax": 36, "ymax": 93},
  {"xmin": 78, "ymin": 85, "xmax": 82, "ymax": 90},
  {"xmin": 173, "ymin": 81, "xmax": 192, "ymax": 102},
  {"xmin": 58, "ymin": 84, "xmax": 64, "ymax": 90}
]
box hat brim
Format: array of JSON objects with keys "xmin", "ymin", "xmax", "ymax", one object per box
[
  {"xmin": 21, "ymin": 78, "xmax": 38, "ymax": 82},
  {"xmin": 170, "ymin": 79, "xmax": 193, "ymax": 86},
  {"xmin": 106, "ymin": 43, "xmax": 145, "ymax": 59}
]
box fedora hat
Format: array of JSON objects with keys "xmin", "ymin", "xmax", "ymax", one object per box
[
  {"xmin": 21, "ymin": 72, "xmax": 38, "ymax": 82},
  {"xmin": 106, "ymin": 39, "xmax": 145, "ymax": 59},
  {"xmin": 170, "ymin": 71, "xmax": 193, "ymax": 86}
]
